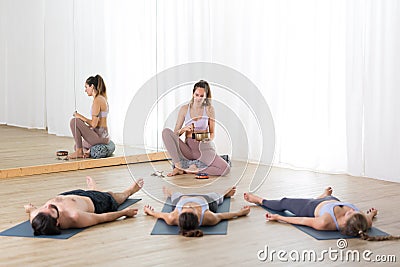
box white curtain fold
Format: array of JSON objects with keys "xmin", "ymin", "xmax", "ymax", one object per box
[{"xmin": 0, "ymin": 0, "xmax": 399, "ymax": 182}]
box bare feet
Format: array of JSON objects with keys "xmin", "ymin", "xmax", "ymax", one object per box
[
  {"xmin": 68, "ymin": 150, "xmax": 84, "ymax": 159},
  {"xmin": 167, "ymin": 167, "xmax": 184, "ymax": 177},
  {"xmin": 243, "ymin": 192, "xmax": 263, "ymax": 205},
  {"xmin": 86, "ymin": 176, "xmax": 97, "ymax": 190},
  {"xmin": 224, "ymin": 186, "xmax": 237, "ymax": 198},
  {"xmin": 317, "ymin": 186, "xmax": 333, "ymax": 198},
  {"xmin": 163, "ymin": 186, "xmax": 173, "ymax": 198},
  {"xmin": 127, "ymin": 178, "xmax": 144, "ymax": 196}
]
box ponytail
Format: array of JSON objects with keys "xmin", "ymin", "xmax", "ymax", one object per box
[
  {"xmin": 178, "ymin": 212, "xmax": 203, "ymax": 238},
  {"xmin": 95, "ymin": 74, "xmax": 107, "ymax": 99},
  {"xmin": 180, "ymin": 229, "xmax": 204, "ymax": 237},
  {"xmin": 342, "ymin": 213, "xmax": 400, "ymax": 241},
  {"xmin": 86, "ymin": 74, "xmax": 107, "ymax": 99}
]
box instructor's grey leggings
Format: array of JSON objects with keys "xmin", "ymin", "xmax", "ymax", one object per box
[
  {"xmin": 262, "ymin": 196, "xmax": 340, "ymax": 217},
  {"xmin": 70, "ymin": 118, "xmax": 109, "ymax": 149},
  {"xmin": 162, "ymin": 128, "xmax": 230, "ymax": 176}
]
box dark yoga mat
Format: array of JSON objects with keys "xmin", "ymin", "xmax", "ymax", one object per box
[
  {"xmin": 260, "ymin": 205, "xmax": 389, "ymax": 240},
  {"xmin": 0, "ymin": 198, "xmax": 141, "ymax": 239},
  {"xmin": 151, "ymin": 197, "xmax": 231, "ymax": 235}
]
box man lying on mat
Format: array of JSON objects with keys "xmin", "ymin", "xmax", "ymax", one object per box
[
  {"xmin": 244, "ymin": 187, "xmax": 400, "ymax": 241},
  {"xmin": 144, "ymin": 186, "xmax": 250, "ymax": 237},
  {"xmin": 24, "ymin": 177, "xmax": 143, "ymax": 236}
]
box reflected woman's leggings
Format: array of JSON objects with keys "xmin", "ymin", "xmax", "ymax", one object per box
[
  {"xmin": 70, "ymin": 118, "xmax": 110, "ymax": 149},
  {"xmin": 162, "ymin": 128, "xmax": 230, "ymax": 176}
]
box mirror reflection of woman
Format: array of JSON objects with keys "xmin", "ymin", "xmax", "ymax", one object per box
[
  {"xmin": 162, "ymin": 80, "xmax": 230, "ymax": 176},
  {"xmin": 68, "ymin": 75, "xmax": 110, "ymax": 159}
]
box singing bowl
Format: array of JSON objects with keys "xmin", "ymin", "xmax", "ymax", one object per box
[
  {"xmin": 56, "ymin": 150, "xmax": 69, "ymax": 157},
  {"xmin": 193, "ymin": 132, "xmax": 210, "ymax": 142}
]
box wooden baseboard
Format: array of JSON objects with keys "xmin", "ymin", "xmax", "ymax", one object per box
[{"xmin": 0, "ymin": 152, "xmax": 169, "ymax": 179}]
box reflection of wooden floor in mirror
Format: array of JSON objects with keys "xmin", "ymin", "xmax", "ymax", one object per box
[
  {"xmin": 0, "ymin": 162, "xmax": 399, "ymax": 266},
  {"xmin": 0, "ymin": 125, "xmax": 167, "ymax": 179}
]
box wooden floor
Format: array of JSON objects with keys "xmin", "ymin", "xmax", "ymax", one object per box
[
  {"xmin": 1, "ymin": 161, "xmax": 399, "ymax": 266},
  {"xmin": 0, "ymin": 125, "xmax": 165, "ymax": 178}
]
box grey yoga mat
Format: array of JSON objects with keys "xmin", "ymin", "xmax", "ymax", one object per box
[
  {"xmin": 0, "ymin": 198, "xmax": 141, "ymax": 239},
  {"xmin": 260, "ymin": 205, "xmax": 389, "ymax": 240}
]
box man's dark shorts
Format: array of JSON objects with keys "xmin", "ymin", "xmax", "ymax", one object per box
[{"xmin": 59, "ymin": 190, "xmax": 119, "ymax": 213}]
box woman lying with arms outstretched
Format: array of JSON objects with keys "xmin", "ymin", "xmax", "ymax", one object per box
[
  {"xmin": 144, "ymin": 186, "xmax": 250, "ymax": 237},
  {"xmin": 244, "ymin": 187, "xmax": 399, "ymax": 241}
]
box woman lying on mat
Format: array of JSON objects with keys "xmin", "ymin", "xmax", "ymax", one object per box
[
  {"xmin": 162, "ymin": 80, "xmax": 230, "ymax": 177},
  {"xmin": 69, "ymin": 74, "xmax": 110, "ymax": 159},
  {"xmin": 24, "ymin": 177, "xmax": 143, "ymax": 236},
  {"xmin": 144, "ymin": 186, "xmax": 250, "ymax": 237},
  {"xmin": 244, "ymin": 187, "xmax": 400, "ymax": 241}
]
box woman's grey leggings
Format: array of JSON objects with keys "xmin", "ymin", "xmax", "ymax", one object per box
[
  {"xmin": 70, "ymin": 118, "xmax": 109, "ymax": 149},
  {"xmin": 262, "ymin": 196, "xmax": 340, "ymax": 217},
  {"xmin": 162, "ymin": 128, "xmax": 230, "ymax": 176}
]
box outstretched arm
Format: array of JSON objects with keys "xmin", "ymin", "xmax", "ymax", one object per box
[
  {"xmin": 207, "ymin": 206, "xmax": 250, "ymax": 225},
  {"xmin": 67, "ymin": 207, "xmax": 138, "ymax": 228},
  {"xmin": 144, "ymin": 205, "xmax": 177, "ymax": 225},
  {"xmin": 266, "ymin": 213, "xmax": 329, "ymax": 230}
]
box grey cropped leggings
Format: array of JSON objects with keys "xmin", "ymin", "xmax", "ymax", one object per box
[
  {"xmin": 70, "ymin": 118, "xmax": 110, "ymax": 149},
  {"xmin": 262, "ymin": 196, "xmax": 340, "ymax": 217},
  {"xmin": 162, "ymin": 128, "xmax": 230, "ymax": 176}
]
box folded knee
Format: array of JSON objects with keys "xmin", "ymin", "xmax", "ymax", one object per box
[
  {"xmin": 223, "ymin": 164, "xmax": 231, "ymax": 175},
  {"xmin": 70, "ymin": 118, "xmax": 78, "ymax": 127},
  {"xmin": 162, "ymin": 128, "xmax": 173, "ymax": 138}
]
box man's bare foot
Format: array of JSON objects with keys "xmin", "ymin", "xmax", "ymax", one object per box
[
  {"xmin": 318, "ymin": 186, "xmax": 333, "ymax": 198},
  {"xmin": 224, "ymin": 186, "xmax": 237, "ymax": 198},
  {"xmin": 163, "ymin": 186, "xmax": 173, "ymax": 198},
  {"xmin": 86, "ymin": 176, "xmax": 98, "ymax": 190},
  {"xmin": 243, "ymin": 192, "xmax": 263, "ymax": 205},
  {"xmin": 167, "ymin": 167, "xmax": 184, "ymax": 177},
  {"xmin": 68, "ymin": 150, "xmax": 84, "ymax": 159},
  {"xmin": 127, "ymin": 178, "xmax": 144, "ymax": 195}
]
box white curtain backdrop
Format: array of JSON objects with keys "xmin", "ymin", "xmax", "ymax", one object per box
[
  {"xmin": 1, "ymin": 0, "xmax": 46, "ymax": 128},
  {"xmin": 0, "ymin": 0, "xmax": 399, "ymax": 182}
]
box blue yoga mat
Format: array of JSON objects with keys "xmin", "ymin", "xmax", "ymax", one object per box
[
  {"xmin": 260, "ymin": 205, "xmax": 389, "ymax": 240},
  {"xmin": 151, "ymin": 197, "xmax": 231, "ymax": 235},
  {"xmin": 0, "ymin": 198, "xmax": 141, "ymax": 239}
]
